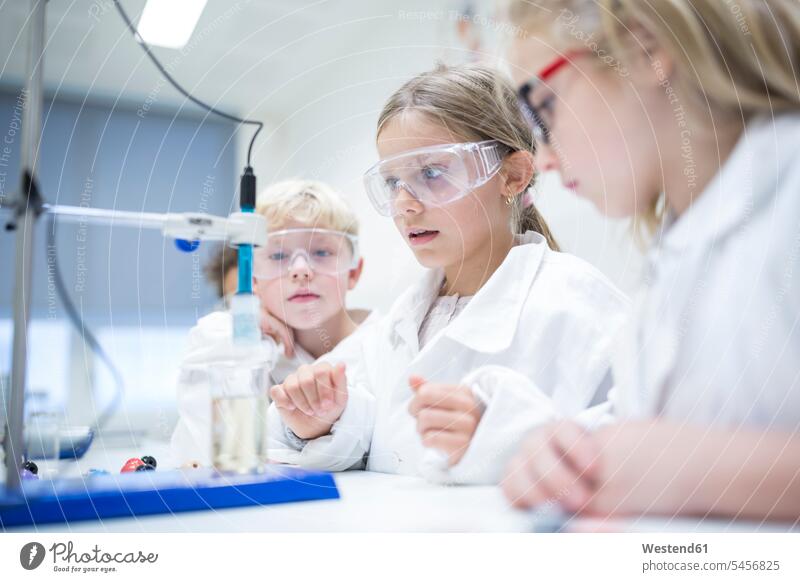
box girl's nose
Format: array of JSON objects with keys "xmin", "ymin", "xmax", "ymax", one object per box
[{"xmin": 392, "ymin": 184, "xmax": 424, "ymax": 216}]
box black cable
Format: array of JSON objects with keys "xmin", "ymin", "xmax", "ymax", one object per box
[
  {"xmin": 113, "ymin": 0, "xmax": 263, "ymax": 166},
  {"xmin": 46, "ymin": 215, "xmax": 124, "ymax": 433}
]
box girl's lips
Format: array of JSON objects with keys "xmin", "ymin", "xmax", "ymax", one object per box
[
  {"xmin": 564, "ymin": 180, "xmax": 579, "ymax": 191},
  {"xmin": 407, "ymin": 229, "xmax": 440, "ymax": 246},
  {"xmin": 288, "ymin": 292, "xmax": 320, "ymax": 303}
]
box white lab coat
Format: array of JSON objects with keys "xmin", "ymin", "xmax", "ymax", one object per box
[
  {"xmin": 170, "ymin": 310, "xmax": 378, "ymax": 466},
  {"xmin": 269, "ymin": 231, "xmax": 631, "ymax": 483},
  {"xmin": 605, "ymin": 113, "xmax": 800, "ymax": 428}
]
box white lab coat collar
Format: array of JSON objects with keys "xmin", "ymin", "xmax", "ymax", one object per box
[
  {"xmin": 386, "ymin": 231, "xmax": 549, "ymax": 354},
  {"xmin": 655, "ymin": 114, "xmax": 799, "ymax": 255}
]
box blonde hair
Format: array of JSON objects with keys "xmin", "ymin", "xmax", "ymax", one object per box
[
  {"xmin": 507, "ymin": 0, "xmax": 800, "ymax": 115},
  {"xmin": 376, "ymin": 62, "xmax": 560, "ymax": 251},
  {"xmin": 506, "ymin": 0, "xmax": 800, "ymax": 231},
  {"xmin": 256, "ymin": 179, "xmax": 359, "ymax": 235}
]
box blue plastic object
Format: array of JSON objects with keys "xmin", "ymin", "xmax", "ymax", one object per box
[
  {"xmin": 57, "ymin": 427, "xmax": 94, "ymax": 460},
  {"xmin": 175, "ymin": 239, "xmax": 201, "ymax": 252},
  {"xmin": 0, "ymin": 465, "xmax": 339, "ymax": 528},
  {"xmin": 85, "ymin": 469, "xmax": 110, "ymax": 477}
]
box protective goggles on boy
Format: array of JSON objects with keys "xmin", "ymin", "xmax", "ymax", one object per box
[
  {"xmin": 363, "ymin": 140, "xmax": 508, "ymax": 217},
  {"xmin": 252, "ymin": 228, "xmax": 359, "ymax": 280}
]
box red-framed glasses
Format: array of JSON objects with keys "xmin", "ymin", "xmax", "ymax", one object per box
[{"xmin": 518, "ymin": 50, "xmax": 587, "ymax": 145}]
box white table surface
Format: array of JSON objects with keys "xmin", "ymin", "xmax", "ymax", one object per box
[{"xmin": 10, "ymin": 439, "xmax": 796, "ymax": 533}]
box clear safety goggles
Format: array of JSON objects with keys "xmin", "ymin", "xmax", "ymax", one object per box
[
  {"xmin": 252, "ymin": 228, "xmax": 359, "ymax": 280},
  {"xmin": 363, "ymin": 140, "xmax": 508, "ymax": 217}
]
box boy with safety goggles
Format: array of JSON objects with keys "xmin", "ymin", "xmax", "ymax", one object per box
[{"xmin": 171, "ymin": 179, "xmax": 375, "ymax": 467}]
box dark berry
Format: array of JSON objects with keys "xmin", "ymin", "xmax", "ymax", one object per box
[{"xmin": 140, "ymin": 455, "xmax": 157, "ymax": 468}]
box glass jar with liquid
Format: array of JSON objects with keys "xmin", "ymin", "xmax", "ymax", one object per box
[{"xmin": 208, "ymin": 362, "xmax": 271, "ymax": 474}]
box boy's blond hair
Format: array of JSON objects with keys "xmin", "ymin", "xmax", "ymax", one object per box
[{"xmin": 256, "ymin": 179, "xmax": 359, "ymax": 235}]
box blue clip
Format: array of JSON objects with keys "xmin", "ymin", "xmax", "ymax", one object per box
[{"xmin": 175, "ymin": 239, "xmax": 200, "ymax": 252}]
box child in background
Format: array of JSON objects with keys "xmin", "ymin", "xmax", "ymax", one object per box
[
  {"xmin": 171, "ymin": 179, "xmax": 376, "ymax": 466},
  {"xmin": 268, "ymin": 63, "xmax": 630, "ymax": 484},
  {"xmin": 204, "ymin": 244, "xmax": 238, "ymax": 309}
]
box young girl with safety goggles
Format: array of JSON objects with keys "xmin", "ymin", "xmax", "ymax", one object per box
[
  {"xmin": 171, "ymin": 179, "xmax": 376, "ymax": 467},
  {"xmin": 268, "ymin": 63, "xmax": 629, "ymax": 484}
]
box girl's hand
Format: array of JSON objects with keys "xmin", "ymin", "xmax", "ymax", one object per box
[
  {"xmin": 501, "ymin": 420, "xmax": 601, "ymax": 512},
  {"xmin": 270, "ymin": 362, "xmax": 348, "ymax": 440},
  {"xmin": 502, "ymin": 420, "xmax": 698, "ymax": 517},
  {"xmin": 407, "ymin": 375, "xmax": 483, "ymax": 466},
  {"xmin": 583, "ymin": 421, "xmax": 705, "ymax": 517},
  {"xmin": 260, "ymin": 307, "xmax": 295, "ymax": 358}
]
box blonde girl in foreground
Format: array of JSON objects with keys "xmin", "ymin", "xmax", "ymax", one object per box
[{"xmin": 502, "ymin": 0, "xmax": 800, "ymax": 520}]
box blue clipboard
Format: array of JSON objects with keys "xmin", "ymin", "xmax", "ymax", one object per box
[{"xmin": 0, "ymin": 465, "xmax": 339, "ymax": 528}]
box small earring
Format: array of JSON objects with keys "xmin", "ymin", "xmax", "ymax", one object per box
[{"xmin": 504, "ymin": 195, "xmax": 515, "ymax": 206}]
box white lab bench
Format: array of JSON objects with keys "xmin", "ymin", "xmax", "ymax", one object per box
[{"xmin": 10, "ymin": 439, "xmax": 796, "ymax": 533}]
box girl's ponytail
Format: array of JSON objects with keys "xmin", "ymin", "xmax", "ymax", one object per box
[{"xmin": 514, "ymin": 192, "xmax": 559, "ymax": 250}]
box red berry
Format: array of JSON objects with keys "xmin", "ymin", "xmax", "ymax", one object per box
[{"xmin": 120, "ymin": 458, "xmax": 145, "ymax": 473}]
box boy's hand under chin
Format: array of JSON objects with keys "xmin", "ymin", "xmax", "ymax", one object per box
[
  {"xmin": 259, "ymin": 305, "xmax": 296, "ymax": 358},
  {"xmin": 270, "ymin": 362, "xmax": 348, "ymax": 440},
  {"xmin": 408, "ymin": 375, "xmax": 483, "ymax": 466}
]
